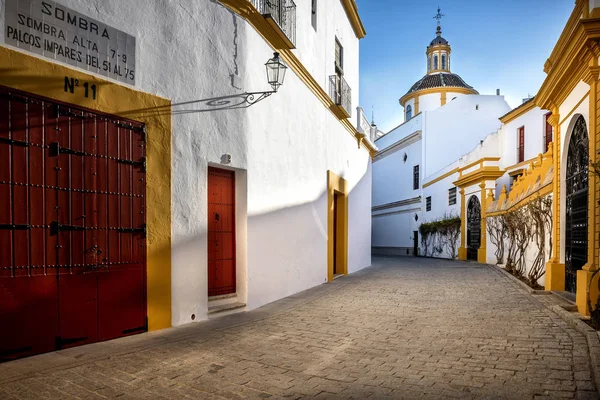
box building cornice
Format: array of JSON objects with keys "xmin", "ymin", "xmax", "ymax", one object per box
[
  {"xmin": 453, "ymin": 166, "xmax": 505, "ymax": 189},
  {"xmin": 400, "ymin": 86, "xmax": 478, "ymax": 108},
  {"xmin": 459, "ymin": 157, "xmax": 501, "ymax": 173},
  {"xmin": 218, "ymin": 0, "xmax": 376, "ymax": 158},
  {"xmin": 372, "ymin": 196, "xmax": 421, "ymax": 212},
  {"xmin": 423, "ymin": 168, "xmax": 459, "ymax": 188},
  {"xmin": 374, "ymin": 131, "xmax": 422, "ymax": 162},
  {"xmin": 340, "ymin": 0, "xmax": 367, "ymax": 39},
  {"xmin": 499, "ymin": 97, "xmax": 537, "ymax": 124},
  {"xmin": 536, "ymin": 4, "xmax": 600, "ymax": 110}
]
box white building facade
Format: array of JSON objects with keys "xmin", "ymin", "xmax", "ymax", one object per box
[
  {"xmin": 371, "ymin": 21, "xmax": 510, "ymax": 257},
  {"xmin": 0, "ymin": 0, "xmax": 376, "ymax": 360}
]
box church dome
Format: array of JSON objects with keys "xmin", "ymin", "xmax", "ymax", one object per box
[
  {"xmin": 430, "ymin": 35, "xmax": 448, "ymax": 46},
  {"xmin": 405, "ymin": 72, "xmax": 477, "ymax": 96}
]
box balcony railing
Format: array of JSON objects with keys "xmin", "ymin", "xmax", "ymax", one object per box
[
  {"xmin": 329, "ymin": 75, "xmax": 352, "ymax": 118},
  {"xmin": 251, "ymin": 0, "xmax": 297, "ymax": 47}
]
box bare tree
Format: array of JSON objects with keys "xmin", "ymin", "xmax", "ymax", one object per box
[
  {"xmin": 527, "ymin": 196, "xmax": 553, "ymax": 287},
  {"xmin": 486, "ymin": 216, "xmax": 507, "ymax": 264}
]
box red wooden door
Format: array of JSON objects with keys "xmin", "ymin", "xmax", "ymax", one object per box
[
  {"xmin": 207, "ymin": 167, "xmax": 236, "ymax": 297},
  {"xmin": 0, "ymin": 86, "xmax": 147, "ymax": 360},
  {"xmin": 97, "ymin": 120, "xmax": 147, "ymax": 341},
  {"xmin": 0, "ymin": 93, "xmax": 59, "ymax": 359},
  {"xmin": 54, "ymin": 106, "xmax": 99, "ymax": 349}
]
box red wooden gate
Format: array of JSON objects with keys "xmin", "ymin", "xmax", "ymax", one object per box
[
  {"xmin": 0, "ymin": 86, "xmax": 147, "ymax": 361},
  {"xmin": 207, "ymin": 167, "xmax": 236, "ymax": 297}
]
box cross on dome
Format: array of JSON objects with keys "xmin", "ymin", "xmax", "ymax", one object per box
[{"xmin": 433, "ymin": 7, "xmax": 445, "ymax": 36}]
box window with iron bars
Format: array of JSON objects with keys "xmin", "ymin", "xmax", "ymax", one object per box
[
  {"xmin": 413, "ymin": 165, "xmax": 419, "ymax": 190},
  {"xmin": 251, "ymin": 0, "xmax": 297, "ymax": 46},
  {"xmin": 448, "ymin": 187, "xmax": 457, "ymax": 205}
]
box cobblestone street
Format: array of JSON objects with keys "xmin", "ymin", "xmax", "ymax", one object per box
[{"xmin": 0, "ymin": 257, "xmax": 597, "ymax": 399}]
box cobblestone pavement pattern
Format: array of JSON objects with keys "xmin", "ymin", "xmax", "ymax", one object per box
[{"xmin": 0, "ymin": 257, "xmax": 598, "ymax": 399}]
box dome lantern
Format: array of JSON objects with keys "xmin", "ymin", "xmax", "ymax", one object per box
[{"xmin": 426, "ymin": 8, "xmax": 451, "ymax": 74}]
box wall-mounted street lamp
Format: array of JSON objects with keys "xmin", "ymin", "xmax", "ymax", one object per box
[
  {"xmin": 265, "ymin": 52, "xmax": 287, "ymax": 92},
  {"xmin": 134, "ymin": 52, "xmax": 289, "ymax": 116}
]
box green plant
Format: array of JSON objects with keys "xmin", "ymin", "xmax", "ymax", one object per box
[{"xmin": 419, "ymin": 214, "xmax": 461, "ymax": 259}]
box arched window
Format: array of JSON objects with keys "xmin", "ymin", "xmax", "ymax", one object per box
[
  {"xmin": 442, "ymin": 54, "xmax": 447, "ymax": 69},
  {"xmin": 433, "ymin": 55, "xmax": 438, "ymax": 70},
  {"xmin": 427, "ymin": 55, "xmax": 431, "ymax": 72},
  {"xmin": 406, "ymin": 105, "xmax": 413, "ymax": 120}
]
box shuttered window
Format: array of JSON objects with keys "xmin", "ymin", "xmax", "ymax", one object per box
[
  {"xmin": 517, "ymin": 126, "xmax": 525, "ymax": 163},
  {"xmin": 448, "ymin": 187, "xmax": 457, "ymax": 205},
  {"xmin": 545, "ymin": 113, "xmax": 553, "ymax": 152},
  {"xmin": 311, "ymin": 0, "xmax": 317, "ymax": 30},
  {"xmin": 426, "ymin": 196, "xmax": 432, "ymax": 212},
  {"xmin": 335, "ymin": 39, "xmax": 343, "ymax": 73}
]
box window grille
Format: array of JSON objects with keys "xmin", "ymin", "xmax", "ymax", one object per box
[
  {"xmin": 413, "ymin": 165, "xmax": 419, "ymax": 190},
  {"xmin": 448, "ymin": 187, "xmax": 457, "ymax": 205}
]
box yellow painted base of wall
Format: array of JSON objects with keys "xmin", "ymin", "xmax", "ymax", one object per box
[
  {"xmin": 545, "ymin": 262, "xmax": 565, "ymax": 291},
  {"xmin": 458, "ymin": 247, "xmax": 467, "ymax": 261},
  {"xmin": 576, "ymin": 270, "xmax": 600, "ymax": 316},
  {"xmin": 477, "ymin": 248, "xmax": 487, "ymax": 264}
]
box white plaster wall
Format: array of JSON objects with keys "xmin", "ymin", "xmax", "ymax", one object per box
[
  {"xmin": 372, "ymin": 211, "xmax": 420, "ymax": 249},
  {"xmin": 422, "ymin": 175, "xmax": 460, "ymax": 221},
  {"xmin": 294, "ymin": 0, "xmax": 359, "ymax": 121},
  {"xmin": 424, "ymin": 95, "xmax": 510, "ymax": 176},
  {"xmin": 375, "ymin": 113, "xmax": 422, "ymax": 149},
  {"xmin": 372, "ymin": 140, "xmax": 422, "ymax": 206},
  {"xmin": 1, "ymin": 0, "xmax": 373, "ymax": 326},
  {"xmin": 500, "ymin": 106, "xmax": 550, "ymax": 168},
  {"xmin": 421, "ymin": 172, "xmax": 460, "ymax": 259},
  {"xmin": 417, "ymin": 93, "xmax": 441, "ymax": 113}
]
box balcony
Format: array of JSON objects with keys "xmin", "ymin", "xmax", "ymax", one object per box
[
  {"xmin": 329, "ymin": 75, "xmax": 352, "ymax": 119},
  {"xmin": 251, "ymin": 0, "xmax": 297, "ymax": 48}
]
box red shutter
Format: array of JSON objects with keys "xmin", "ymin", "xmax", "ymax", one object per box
[
  {"xmin": 545, "ymin": 113, "xmax": 553, "ymax": 151},
  {"xmin": 518, "ymin": 127, "xmax": 525, "ymax": 163}
]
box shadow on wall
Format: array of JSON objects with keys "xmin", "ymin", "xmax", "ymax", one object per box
[
  {"xmin": 148, "ymin": 158, "xmax": 372, "ymax": 324},
  {"xmin": 119, "ymin": 92, "xmax": 276, "ymax": 119}
]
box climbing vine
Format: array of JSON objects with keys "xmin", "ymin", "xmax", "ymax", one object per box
[{"xmin": 419, "ymin": 214, "xmax": 461, "ymax": 259}]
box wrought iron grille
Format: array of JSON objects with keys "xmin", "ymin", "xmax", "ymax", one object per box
[
  {"xmin": 467, "ymin": 196, "xmax": 481, "ymax": 261},
  {"xmin": 329, "ymin": 75, "xmax": 352, "ymax": 117},
  {"xmin": 251, "ymin": 0, "xmax": 297, "ymax": 46},
  {"xmin": 565, "ymin": 116, "xmax": 589, "ymax": 293}
]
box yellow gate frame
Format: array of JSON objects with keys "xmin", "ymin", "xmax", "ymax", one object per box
[
  {"xmin": 0, "ymin": 46, "xmax": 172, "ymax": 331},
  {"xmin": 327, "ymin": 170, "xmax": 348, "ymax": 282}
]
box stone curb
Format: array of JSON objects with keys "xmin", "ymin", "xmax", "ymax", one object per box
[
  {"xmin": 491, "ymin": 264, "xmax": 550, "ymax": 295},
  {"xmin": 488, "ymin": 264, "xmax": 600, "ymax": 393},
  {"xmin": 549, "ymin": 304, "xmax": 600, "ymax": 394}
]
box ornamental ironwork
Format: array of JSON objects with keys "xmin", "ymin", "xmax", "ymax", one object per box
[
  {"xmin": 251, "ymin": 0, "xmax": 297, "ymax": 46},
  {"xmin": 329, "ymin": 74, "xmax": 352, "ymax": 117},
  {"xmin": 467, "ymin": 195, "xmax": 481, "ymax": 261},
  {"xmin": 565, "ymin": 115, "xmax": 589, "ymax": 293}
]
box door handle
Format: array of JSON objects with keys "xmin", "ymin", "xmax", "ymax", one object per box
[{"xmin": 215, "ymin": 213, "xmax": 220, "ymax": 221}]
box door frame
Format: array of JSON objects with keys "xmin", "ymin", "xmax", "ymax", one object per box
[
  {"xmin": 0, "ymin": 46, "xmax": 172, "ymax": 332},
  {"xmin": 327, "ymin": 171, "xmax": 348, "ymax": 282},
  {"xmin": 207, "ymin": 166, "xmax": 237, "ymax": 297}
]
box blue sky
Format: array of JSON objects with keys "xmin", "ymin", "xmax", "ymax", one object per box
[{"xmin": 356, "ymin": 0, "xmax": 574, "ymax": 132}]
